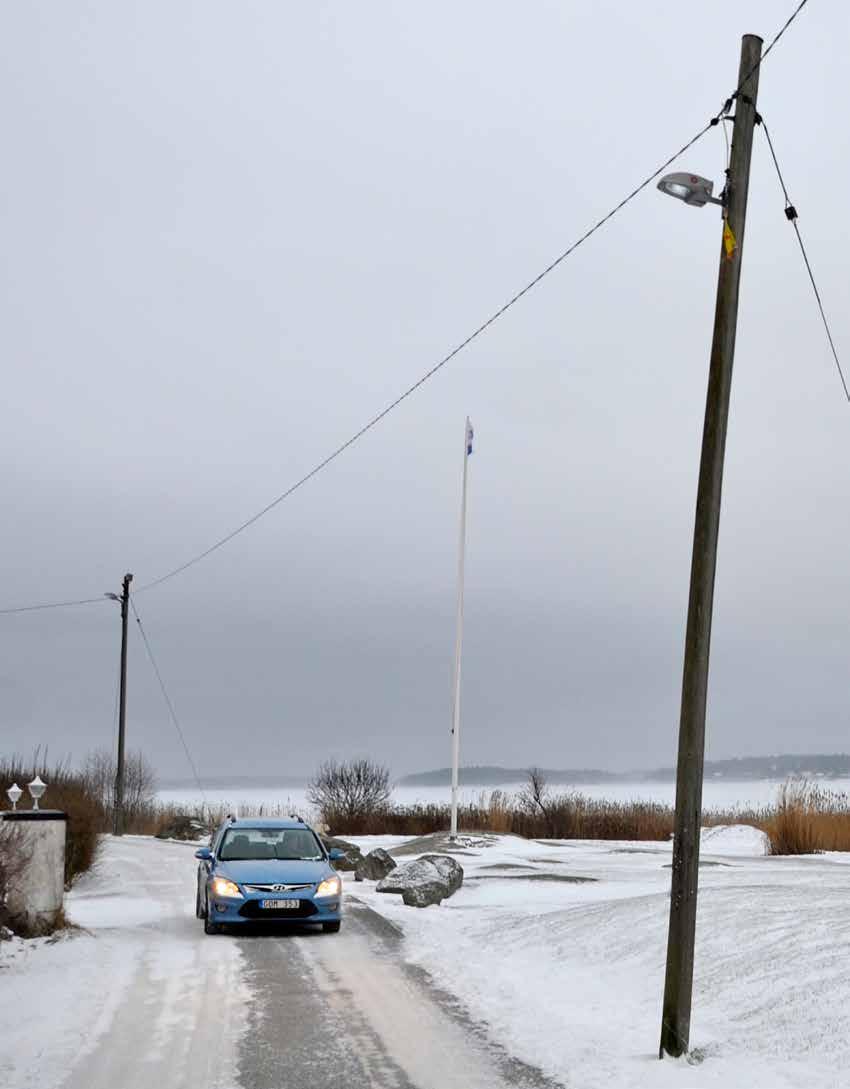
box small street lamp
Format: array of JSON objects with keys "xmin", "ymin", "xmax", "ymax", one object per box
[
  {"xmin": 6, "ymin": 783, "xmax": 23, "ymax": 810},
  {"xmin": 28, "ymin": 775, "xmax": 47, "ymax": 810},
  {"xmin": 657, "ymin": 171, "xmax": 723, "ymax": 208}
]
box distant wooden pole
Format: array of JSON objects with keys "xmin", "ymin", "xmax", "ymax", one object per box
[
  {"xmin": 659, "ymin": 33, "xmax": 762, "ymax": 1059},
  {"xmin": 113, "ymin": 572, "xmax": 133, "ymax": 837},
  {"xmin": 449, "ymin": 418, "xmax": 473, "ymax": 840}
]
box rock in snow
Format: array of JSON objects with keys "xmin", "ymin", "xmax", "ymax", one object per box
[
  {"xmin": 376, "ymin": 854, "xmax": 464, "ymax": 907},
  {"xmin": 354, "ymin": 847, "xmax": 397, "ymax": 883}
]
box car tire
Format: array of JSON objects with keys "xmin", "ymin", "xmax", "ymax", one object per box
[
  {"xmin": 203, "ymin": 895, "xmax": 220, "ymax": 935},
  {"xmin": 322, "ymin": 921, "xmax": 341, "ymax": 934},
  {"xmin": 196, "ymin": 885, "xmax": 205, "ymax": 919}
]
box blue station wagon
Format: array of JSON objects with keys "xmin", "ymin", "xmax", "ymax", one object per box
[{"xmin": 195, "ymin": 816, "xmax": 344, "ymax": 934}]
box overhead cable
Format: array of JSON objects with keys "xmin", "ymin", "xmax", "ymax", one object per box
[
  {"xmin": 129, "ymin": 596, "xmax": 209, "ymax": 810},
  {"xmin": 759, "ymin": 116, "xmax": 849, "ymax": 401},
  {"xmin": 134, "ymin": 3, "xmax": 816, "ymax": 593},
  {"xmin": 134, "ymin": 120, "xmax": 724, "ymax": 591},
  {"xmin": 0, "ymin": 0, "xmax": 817, "ymax": 610},
  {"xmin": 0, "ymin": 595, "xmax": 109, "ymax": 616}
]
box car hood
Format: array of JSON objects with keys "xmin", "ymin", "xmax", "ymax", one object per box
[{"xmin": 216, "ymin": 859, "xmax": 332, "ymax": 886}]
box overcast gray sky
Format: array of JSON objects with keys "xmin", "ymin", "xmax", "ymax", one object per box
[{"xmin": 1, "ymin": 1, "xmax": 848, "ymax": 781}]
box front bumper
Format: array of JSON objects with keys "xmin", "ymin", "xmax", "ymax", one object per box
[{"xmin": 208, "ymin": 893, "xmax": 341, "ymax": 925}]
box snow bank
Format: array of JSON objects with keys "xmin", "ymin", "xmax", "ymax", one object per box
[
  {"xmin": 700, "ymin": 823, "xmax": 770, "ymax": 856},
  {"xmin": 350, "ymin": 832, "xmax": 850, "ymax": 1088}
]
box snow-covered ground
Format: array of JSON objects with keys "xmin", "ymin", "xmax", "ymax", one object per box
[
  {"xmin": 3, "ymin": 827, "xmax": 849, "ymax": 1088},
  {"xmin": 348, "ymin": 827, "xmax": 850, "ymax": 1089},
  {"xmin": 0, "ymin": 836, "xmax": 249, "ymax": 1089}
]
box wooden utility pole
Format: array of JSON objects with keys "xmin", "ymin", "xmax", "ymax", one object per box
[
  {"xmin": 449, "ymin": 417, "xmax": 473, "ymax": 840},
  {"xmin": 659, "ymin": 34, "xmax": 762, "ymax": 1059},
  {"xmin": 112, "ymin": 572, "xmax": 133, "ymax": 837}
]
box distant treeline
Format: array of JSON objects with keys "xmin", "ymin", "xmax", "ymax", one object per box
[{"xmin": 399, "ymin": 754, "xmax": 850, "ymax": 787}]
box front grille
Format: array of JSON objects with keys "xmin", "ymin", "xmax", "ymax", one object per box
[
  {"xmin": 239, "ymin": 899, "xmax": 318, "ymax": 919},
  {"xmin": 243, "ymin": 883, "xmax": 314, "ymax": 893}
]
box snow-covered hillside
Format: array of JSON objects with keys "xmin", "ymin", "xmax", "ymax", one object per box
[{"xmin": 349, "ymin": 827, "xmax": 850, "ymax": 1089}]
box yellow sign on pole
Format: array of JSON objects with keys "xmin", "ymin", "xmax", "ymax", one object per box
[{"xmin": 723, "ymin": 220, "xmax": 737, "ymax": 259}]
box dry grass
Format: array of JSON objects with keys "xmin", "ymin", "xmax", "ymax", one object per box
[
  {"xmin": 313, "ymin": 790, "xmax": 677, "ymax": 840},
  {"xmin": 6, "ymin": 749, "xmax": 848, "ymax": 867},
  {"xmin": 762, "ymin": 779, "xmax": 850, "ymax": 854},
  {"xmin": 316, "ymin": 777, "xmax": 850, "ymax": 851}
]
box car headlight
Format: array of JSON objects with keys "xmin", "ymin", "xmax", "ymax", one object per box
[
  {"xmin": 212, "ymin": 877, "xmax": 243, "ymax": 899},
  {"xmin": 315, "ymin": 875, "xmax": 341, "ymax": 898}
]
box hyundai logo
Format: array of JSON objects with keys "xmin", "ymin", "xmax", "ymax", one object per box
[{"xmin": 271, "ymin": 884, "xmax": 289, "ymax": 892}]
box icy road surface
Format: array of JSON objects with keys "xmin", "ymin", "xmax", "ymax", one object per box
[{"xmin": 0, "ymin": 835, "xmax": 558, "ymax": 1089}]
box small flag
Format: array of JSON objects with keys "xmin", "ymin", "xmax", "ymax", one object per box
[{"xmin": 466, "ymin": 421, "xmax": 474, "ymax": 456}]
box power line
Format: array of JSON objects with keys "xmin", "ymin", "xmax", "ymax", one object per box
[
  {"xmin": 743, "ymin": 0, "xmax": 810, "ymax": 84},
  {"xmin": 134, "ymin": 3, "xmax": 815, "ymax": 594},
  {"xmin": 136, "ymin": 123, "xmax": 721, "ymax": 592},
  {"xmin": 759, "ymin": 117, "xmax": 849, "ymax": 401},
  {"xmin": 0, "ymin": 0, "xmax": 818, "ymax": 609},
  {"xmin": 129, "ymin": 595, "xmax": 209, "ymax": 809},
  {"xmin": 0, "ymin": 595, "xmax": 108, "ymax": 616}
]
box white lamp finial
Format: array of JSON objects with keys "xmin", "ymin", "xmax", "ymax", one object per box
[{"xmin": 28, "ymin": 775, "xmax": 47, "ymax": 810}]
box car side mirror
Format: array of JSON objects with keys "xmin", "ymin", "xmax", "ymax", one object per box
[
  {"xmin": 194, "ymin": 847, "xmax": 212, "ymax": 861},
  {"xmin": 328, "ymin": 848, "xmax": 344, "ymax": 861}
]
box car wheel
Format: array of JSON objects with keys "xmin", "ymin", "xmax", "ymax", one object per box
[
  {"xmin": 196, "ymin": 884, "xmax": 205, "ymax": 919},
  {"xmin": 322, "ymin": 921, "xmax": 341, "ymax": 934},
  {"xmin": 203, "ymin": 895, "xmax": 220, "ymax": 934}
]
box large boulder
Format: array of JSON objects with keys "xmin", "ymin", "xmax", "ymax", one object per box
[
  {"xmin": 420, "ymin": 854, "xmax": 464, "ymax": 896},
  {"xmin": 376, "ymin": 854, "xmax": 464, "ymax": 907},
  {"xmin": 354, "ymin": 847, "xmax": 397, "ymax": 883},
  {"xmin": 320, "ymin": 835, "xmax": 362, "ymax": 872}
]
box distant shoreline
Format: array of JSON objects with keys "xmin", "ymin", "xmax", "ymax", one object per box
[
  {"xmin": 397, "ymin": 755, "xmax": 850, "ymax": 788},
  {"xmin": 158, "ymin": 759, "xmax": 850, "ymax": 795}
]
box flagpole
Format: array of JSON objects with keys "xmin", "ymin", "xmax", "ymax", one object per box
[{"xmin": 450, "ymin": 417, "xmax": 472, "ymax": 841}]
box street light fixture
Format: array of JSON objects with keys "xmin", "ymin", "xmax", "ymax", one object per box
[
  {"xmin": 657, "ymin": 171, "xmax": 723, "ymax": 208},
  {"xmin": 6, "ymin": 783, "xmax": 23, "ymax": 810},
  {"xmin": 28, "ymin": 775, "xmax": 47, "ymax": 810}
]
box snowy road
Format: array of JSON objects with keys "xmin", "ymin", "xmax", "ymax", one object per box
[
  {"xmin": 0, "ymin": 835, "xmax": 558, "ymax": 1089},
  {"xmin": 6, "ymin": 828, "xmax": 849, "ymax": 1089}
]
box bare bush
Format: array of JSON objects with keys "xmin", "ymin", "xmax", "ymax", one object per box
[
  {"xmin": 81, "ymin": 748, "xmax": 157, "ymax": 829},
  {"xmin": 307, "ymin": 759, "xmax": 391, "ymax": 830},
  {"xmin": 0, "ymin": 822, "xmax": 29, "ymax": 934},
  {"xmin": 518, "ymin": 768, "xmax": 555, "ymax": 835}
]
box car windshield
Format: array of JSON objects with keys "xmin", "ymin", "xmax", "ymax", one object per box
[{"xmin": 218, "ymin": 827, "xmax": 323, "ymax": 862}]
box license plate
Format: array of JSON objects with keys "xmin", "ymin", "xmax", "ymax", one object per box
[{"xmin": 260, "ymin": 899, "xmax": 300, "ymax": 910}]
